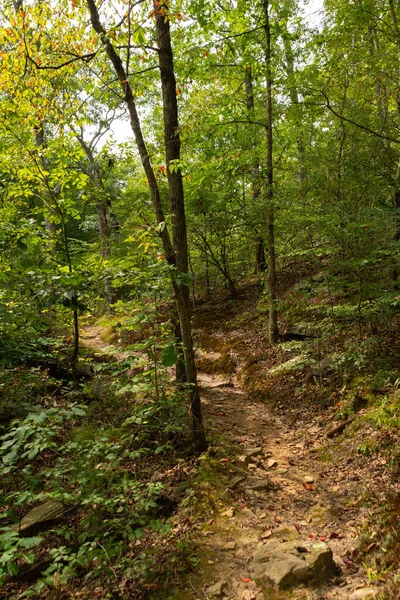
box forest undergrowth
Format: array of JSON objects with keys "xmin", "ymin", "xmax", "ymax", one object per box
[{"xmin": 1, "ymin": 263, "xmax": 399, "ymax": 599}]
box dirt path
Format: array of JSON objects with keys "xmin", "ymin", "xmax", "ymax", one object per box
[
  {"xmin": 79, "ymin": 326, "xmax": 380, "ymax": 600},
  {"xmin": 81, "ymin": 325, "xmax": 142, "ymax": 362},
  {"xmin": 185, "ymin": 368, "xmax": 378, "ymax": 600}
]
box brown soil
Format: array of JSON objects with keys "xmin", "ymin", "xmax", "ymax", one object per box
[{"xmin": 79, "ymin": 286, "xmax": 397, "ymax": 600}]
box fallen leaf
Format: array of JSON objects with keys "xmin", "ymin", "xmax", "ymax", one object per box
[
  {"xmin": 240, "ymin": 577, "xmax": 251, "ymax": 583},
  {"xmin": 221, "ymin": 508, "xmax": 234, "ymax": 517},
  {"xmin": 293, "ymin": 522, "xmax": 301, "ymax": 531},
  {"xmin": 303, "ymin": 482, "xmax": 313, "ymax": 491},
  {"xmin": 274, "ymin": 516, "xmax": 282, "ymax": 523},
  {"xmin": 261, "ymin": 529, "xmax": 272, "ymax": 539}
]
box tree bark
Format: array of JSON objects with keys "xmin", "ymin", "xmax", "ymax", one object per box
[
  {"xmin": 245, "ymin": 68, "xmax": 267, "ymax": 274},
  {"xmin": 155, "ymin": 3, "xmax": 189, "ymax": 382},
  {"xmin": 263, "ymin": 0, "xmax": 278, "ymax": 344},
  {"xmin": 155, "ymin": 4, "xmax": 189, "ymax": 288},
  {"xmin": 86, "ymin": 0, "xmax": 207, "ymax": 451},
  {"xmin": 386, "ymin": 0, "xmax": 400, "ymax": 282}
]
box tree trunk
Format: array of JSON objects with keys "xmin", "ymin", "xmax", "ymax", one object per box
[
  {"xmin": 255, "ymin": 238, "xmax": 267, "ymax": 273},
  {"xmin": 386, "ymin": 0, "xmax": 400, "ymax": 283},
  {"xmin": 86, "ymin": 0, "xmax": 207, "ymax": 451},
  {"xmin": 155, "ymin": 3, "xmax": 190, "ymax": 382},
  {"xmin": 263, "ymin": 0, "xmax": 278, "ymax": 344},
  {"xmin": 155, "ymin": 4, "xmax": 189, "ymax": 289},
  {"xmin": 245, "ymin": 67, "xmax": 267, "ymax": 275}
]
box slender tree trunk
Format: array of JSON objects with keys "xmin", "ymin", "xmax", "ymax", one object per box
[
  {"xmin": 386, "ymin": 0, "xmax": 400, "ymax": 282},
  {"xmin": 155, "ymin": 3, "xmax": 189, "ymax": 289},
  {"xmin": 86, "ymin": 0, "xmax": 207, "ymax": 451},
  {"xmin": 245, "ymin": 67, "xmax": 267, "ymax": 274},
  {"xmin": 255, "ymin": 238, "xmax": 267, "ymax": 273},
  {"xmin": 155, "ymin": 3, "xmax": 190, "ymax": 383},
  {"xmin": 263, "ymin": 0, "xmax": 278, "ymax": 344}
]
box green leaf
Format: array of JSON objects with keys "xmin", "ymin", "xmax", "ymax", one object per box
[{"xmin": 161, "ymin": 345, "xmax": 179, "ymax": 367}]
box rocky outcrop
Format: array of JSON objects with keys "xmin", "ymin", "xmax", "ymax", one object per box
[
  {"xmin": 250, "ymin": 539, "xmax": 335, "ymax": 589},
  {"xmin": 12, "ymin": 500, "xmax": 65, "ymax": 536}
]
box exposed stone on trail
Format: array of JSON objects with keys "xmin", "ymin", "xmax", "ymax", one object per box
[
  {"xmin": 250, "ymin": 539, "xmax": 335, "ymax": 589},
  {"xmin": 206, "ymin": 580, "xmax": 228, "ymax": 597},
  {"xmin": 267, "ymin": 458, "xmax": 278, "ymax": 469},
  {"xmin": 227, "ymin": 475, "xmax": 244, "ymax": 489},
  {"xmin": 303, "ymin": 474, "xmax": 315, "ymax": 484},
  {"xmin": 222, "ymin": 541, "xmax": 236, "ymax": 550},
  {"xmin": 349, "ymin": 588, "xmax": 380, "ymax": 599},
  {"xmin": 243, "ymin": 447, "xmax": 263, "ymax": 463},
  {"xmin": 246, "ymin": 478, "xmax": 274, "ymax": 492},
  {"xmin": 307, "ymin": 504, "xmax": 331, "ymax": 525},
  {"xmin": 270, "ymin": 525, "xmax": 300, "ymax": 541},
  {"xmin": 12, "ymin": 500, "xmax": 65, "ymax": 535}
]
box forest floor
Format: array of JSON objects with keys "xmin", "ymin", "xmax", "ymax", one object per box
[{"xmin": 80, "ymin": 280, "xmax": 399, "ymax": 600}]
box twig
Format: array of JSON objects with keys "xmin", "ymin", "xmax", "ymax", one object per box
[{"xmin": 326, "ymin": 416, "xmax": 355, "ymax": 438}]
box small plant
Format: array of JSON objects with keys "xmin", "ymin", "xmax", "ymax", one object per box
[{"xmin": 363, "ymin": 560, "xmax": 394, "ymax": 583}]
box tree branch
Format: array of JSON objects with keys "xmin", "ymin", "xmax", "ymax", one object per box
[{"xmin": 321, "ymin": 90, "xmax": 400, "ymax": 145}]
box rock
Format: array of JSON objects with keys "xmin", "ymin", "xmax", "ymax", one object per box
[
  {"xmin": 286, "ymin": 323, "xmax": 322, "ymax": 339},
  {"xmin": 242, "ymin": 507, "xmax": 257, "ymax": 519},
  {"xmin": 272, "ymin": 525, "xmax": 300, "ymax": 541},
  {"xmin": 307, "ymin": 505, "xmax": 330, "ymax": 525},
  {"xmin": 309, "ymin": 425, "xmax": 320, "ymax": 435},
  {"xmin": 12, "ymin": 501, "xmax": 65, "ymax": 535},
  {"xmin": 247, "ymin": 478, "xmax": 274, "ymax": 492},
  {"xmin": 244, "ymin": 448, "xmax": 263, "ymax": 464},
  {"xmin": 227, "ymin": 476, "xmax": 244, "ymax": 489},
  {"xmin": 312, "ymin": 356, "xmax": 335, "ymax": 376},
  {"xmin": 250, "ymin": 539, "xmax": 335, "ymax": 589},
  {"xmin": 206, "ymin": 580, "xmax": 228, "ymax": 597},
  {"xmin": 303, "ymin": 475, "xmax": 315, "ymax": 484},
  {"xmin": 269, "ymin": 356, "xmax": 304, "ymax": 375},
  {"xmin": 349, "ymin": 588, "xmax": 379, "ymax": 600},
  {"xmin": 223, "ymin": 541, "xmax": 236, "ymax": 551},
  {"xmin": 267, "ymin": 459, "xmax": 278, "ymax": 469}
]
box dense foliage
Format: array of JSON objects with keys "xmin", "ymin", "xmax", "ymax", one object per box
[{"xmin": 0, "ymin": 0, "xmax": 399, "ymax": 596}]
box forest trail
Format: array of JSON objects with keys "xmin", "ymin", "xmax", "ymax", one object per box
[
  {"xmin": 80, "ymin": 325, "xmax": 379, "ymax": 600},
  {"xmin": 188, "ymin": 365, "xmax": 376, "ymax": 600}
]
